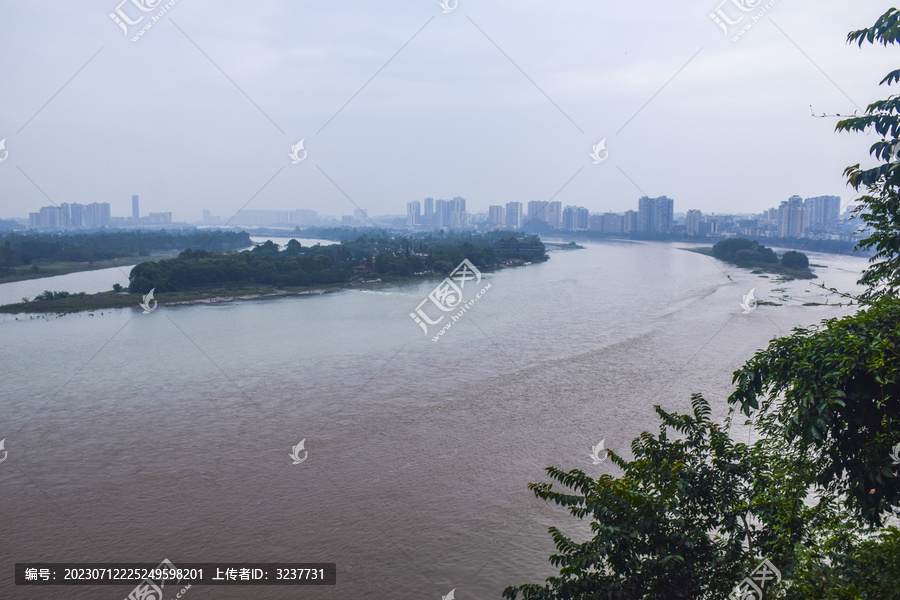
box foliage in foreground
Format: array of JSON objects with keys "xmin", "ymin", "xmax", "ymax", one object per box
[
  {"xmin": 730, "ymin": 297, "xmax": 900, "ymax": 526},
  {"xmin": 836, "ymin": 7, "xmax": 900, "ymax": 303},
  {"xmin": 503, "ymin": 397, "xmax": 829, "ymax": 600}
]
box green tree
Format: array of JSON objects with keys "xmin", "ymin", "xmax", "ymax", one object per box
[
  {"xmin": 728, "ymin": 9, "xmax": 900, "ymax": 526},
  {"xmin": 835, "ymin": 7, "xmax": 900, "ymax": 303},
  {"xmin": 504, "ymin": 397, "xmax": 829, "ymax": 600},
  {"xmin": 730, "ymin": 297, "xmax": 900, "ymax": 525},
  {"xmin": 781, "ymin": 251, "xmax": 809, "ymax": 270}
]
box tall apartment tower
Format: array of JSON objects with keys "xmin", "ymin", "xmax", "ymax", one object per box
[
  {"xmin": 545, "ymin": 201, "xmax": 562, "ymax": 229},
  {"xmin": 623, "ymin": 210, "xmax": 637, "ymax": 233},
  {"xmin": 132, "ymin": 195, "xmax": 140, "ymax": 220},
  {"xmin": 424, "ymin": 198, "xmax": 434, "ymax": 228},
  {"xmin": 637, "ymin": 196, "xmax": 674, "ymax": 233},
  {"xmin": 778, "ymin": 195, "xmax": 804, "ymax": 237},
  {"xmin": 488, "ymin": 205, "xmax": 505, "ymax": 227},
  {"xmin": 505, "ymin": 202, "xmax": 523, "ymax": 229},
  {"xmin": 527, "ymin": 200, "xmax": 547, "ymax": 224},
  {"xmin": 407, "ymin": 200, "xmax": 421, "ymax": 228},
  {"xmin": 686, "ymin": 209, "xmax": 702, "ymax": 235}
]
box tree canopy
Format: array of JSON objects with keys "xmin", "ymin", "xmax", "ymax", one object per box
[{"xmin": 128, "ymin": 231, "xmax": 547, "ymax": 293}]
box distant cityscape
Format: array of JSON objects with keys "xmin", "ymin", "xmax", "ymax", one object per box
[
  {"xmin": 26, "ymin": 195, "xmax": 172, "ymax": 230},
  {"xmin": 13, "ymin": 192, "xmax": 863, "ymax": 242}
]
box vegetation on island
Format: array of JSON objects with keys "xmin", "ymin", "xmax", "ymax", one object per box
[
  {"xmin": 504, "ymin": 10, "xmax": 900, "ymax": 599},
  {"xmin": 127, "ymin": 231, "xmax": 547, "ymax": 294},
  {"xmin": 0, "ymin": 230, "xmax": 251, "ymax": 282},
  {"xmin": 691, "ymin": 237, "xmax": 815, "ymax": 279},
  {"xmin": 0, "ymin": 231, "xmax": 547, "ymax": 313}
]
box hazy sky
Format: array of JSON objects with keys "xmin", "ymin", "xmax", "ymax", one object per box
[{"xmin": 0, "ymin": 1, "xmax": 896, "ymax": 222}]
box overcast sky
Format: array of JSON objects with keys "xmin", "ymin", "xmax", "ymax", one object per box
[{"xmin": 0, "ymin": 1, "xmax": 896, "ymax": 222}]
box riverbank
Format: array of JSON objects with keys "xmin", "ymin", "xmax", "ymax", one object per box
[
  {"xmin": 0, "ymin": 251, "xmax": 181, "ymax": 284},
  {"xmin": 0, "ymin": 280, "xmax": 380, "ymax": 314},
  {"xmin": 0, "ymin": 259, "xmax": 540, "ymax": 314}
]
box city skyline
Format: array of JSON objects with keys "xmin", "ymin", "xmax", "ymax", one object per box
[
  {"xmin": 18, "ymin": 191, "xmax": 858, "ymax": 243},
  {"xmin": 0, "ymin": 3, "xmax": 893, "ymax": 223}
]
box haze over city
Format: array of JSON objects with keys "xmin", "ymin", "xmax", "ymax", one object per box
[
  {"xmin": 0, "ymin": 1, "xmax": 896, "ymax": 223},
  {"xmin": 6, "ymin": 3, "xmax": 900, "ymax": 599}
]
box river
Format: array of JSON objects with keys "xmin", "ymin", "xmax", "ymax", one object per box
[{"xmin": 0, "ymin": 240, "xmax": 867, "ymax": 598}]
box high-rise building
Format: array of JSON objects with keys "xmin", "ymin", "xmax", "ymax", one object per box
[
  {"xmin": 434, "ymin": 199, "xmax": 446, "ymax": 228},
  {"xmin": 132, "ymin": 195, "xmax": 140, "ymax": 221},
  {"xmin": 354, "ymin": 208, "xmax": 368, "ymax": 225},
  {"xmin": 84, "ymin": 202, "xmax": 111, "ymax": 228},
  {"xmin": 562, "ymin": 206, "xmax": 576, "ymax": 231},
  {"xmin": 28, "ymin": 203, "xmax": 99, "ymax": 230},
  {"xmin": 600, "ymin": 212, "xmax": 624, "ymax": 233},
  {"xmin": 202, "ymin": 209, "xmax": 224, "ymax": 225},
  {"xmin": 68, "ymin": 203, "xmax": 85, "ymax": 229},
  {"xmin": 637, "ymin": 196, "xmax": 674, "ymax": 233},
  {"xmin": 575, "ymin": 207, "xmax": 590, "ymax": 230},
  {"xmin": 448, "ymin": 197, "xmax": 467, "ymax": 228},
  {"xmin": 424, "ymin": 198, "xmax": 434, "ymax": 228},
  {"xmin": 778, "ymin": 195, "xmax": 804, "ymax": 237},
  {"xmin": 686, "ymin": 209, "xmax": 702, "ymax": 235},
  {"xmin": 527, "ymin": 200, "xmax": 547, "ymax": 225},
  {"xmin": 488, "ymin": 205, "xmax": 505, "ymax": 227},
  {"xmin": 803, "ymin": 195, "xmax": 841, "ymax": 231},
  {"xmin": 546, "ymin": 201, "xmax": 562, "ymax": 229},
  {"xmin": 56, "ymin": 203, "xmax": 77, "ymax": 229},
  {"xmin": 147, "ymin": 212, "xmax": 172, "ymax": 224},
  {"xmin": 289, "ymin": 209, "xmax": 317, "ymax": 226},
  {"xmin": 623, "ymin": 210, "xmax": 637, "ymax": 233},
  {"xmin": 505, "ymin": 202, "xmax": 523, "ymax": 229},
  {"xmin": 407, "ymin": 200, "xmax": 421, "ymax": 228},
  {"xmin": 43, "ymin": 205, "xmax": 64, "ymax": 229},
  {"xmin": 562, "ymin": 206, "xmax": 589, "ymax": 231}
]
